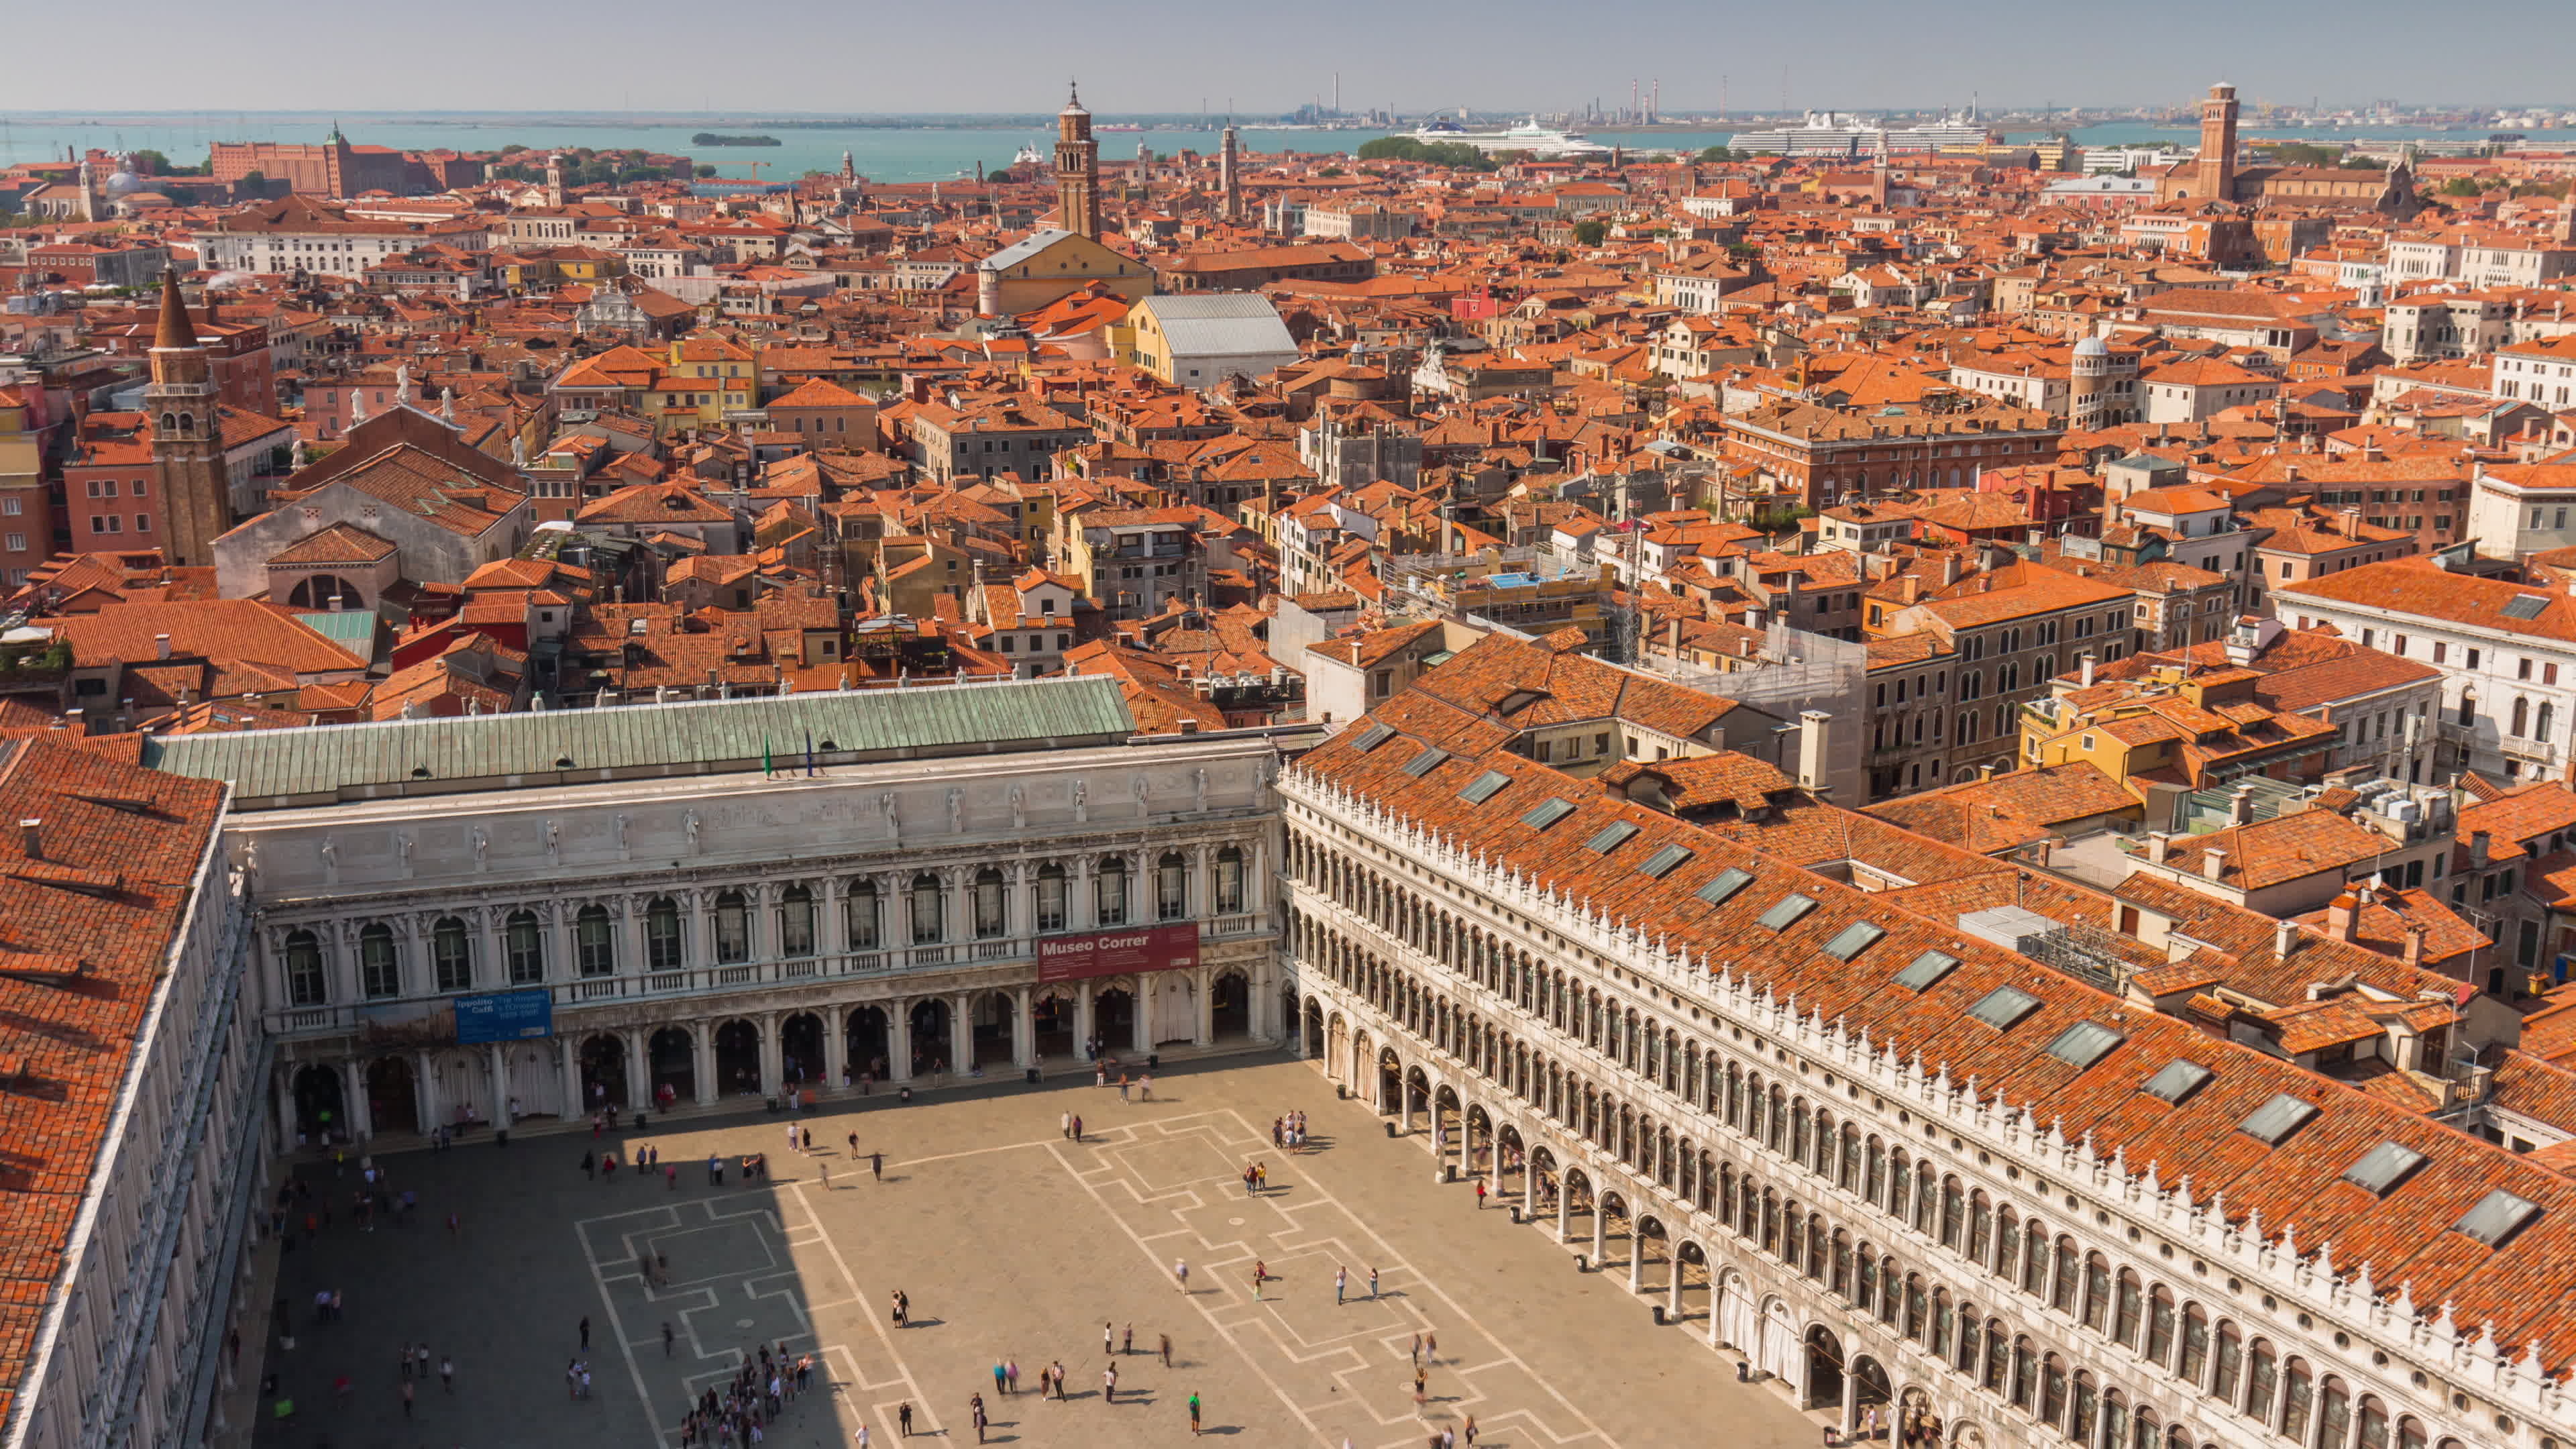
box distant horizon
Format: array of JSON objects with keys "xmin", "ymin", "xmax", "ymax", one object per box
[{"xmin": 9, "ymin": 0, "xmax": 2571, "ymax": 115}]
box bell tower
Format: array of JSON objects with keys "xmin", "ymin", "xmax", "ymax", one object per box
[
  {"xmin": 1055, "ymin": 83, "xmax": 1100, "ymax": 239},
  {"xmin": 1220, "ymin": 121, "xmax": 1242, "ymax": 223},
  {"xmin": 144, "ymin": 267, "xmax": 231, "ymax": 567},
  {"xmin": 2197, "ymin": 83, "xmax": 2240, "ymax": 202}
]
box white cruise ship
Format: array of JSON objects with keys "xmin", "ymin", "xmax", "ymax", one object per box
[
  {"xmin": 1729, "ymin": 110, "xmax": 1997, "ymax": 156},
  {"xmin": 1407, "ymin": 118, "xmax": 1612, "ymax": 159}
]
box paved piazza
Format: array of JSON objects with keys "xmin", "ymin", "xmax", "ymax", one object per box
[{"xmin": 254, "ymin": 1055, "xmax": 1822, "ymax": 1447}]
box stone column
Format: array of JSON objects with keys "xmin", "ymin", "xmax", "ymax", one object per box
[
  {"xmin": 1006, "ymin": 862, "xmax": 1030, "ymax": 942},
  {"xmin": 692, "ymin": 888, "xmax": 719, "ymax": 969},
  {"xmin": 821, "ymin": 879, "xmax": 848, "ymax": 956},
  {"xmin": 950, "ymin": 991, "xmax": 973, "ymax": 1075},
  {"xmin": 622, "ymin": 895, "xmax": 651, "ymax": 975},
  {"xmin": 1248, "ymin": 836, "xmax": 1269, "ymax": 913},
  {"xmin": 343, "ymin": 1059, "xmax": 372, "ymax": 1140},
  {"xmin": 478, "ymin": 908, "xmax": 506, "ymax": 990},
  {"xmin": 546, "ymin": 901, "xmax": 574, "ymax": 984},
  {"xmin": 1073, "ymin": 857, "xmax": 1096, "ymax": 929},
  {"xmin": 1190, "ymin": 843, "xmax": 1211, "ymax": 923},
  {"xmin": 272, "ymin": 1065, "xmax": 295, "ymax": 1155},
  {"xmin": 627, "ymin": 1032, "xmax": 650, "ymax": 1114},
  {"xmin": 1554, "ymin": 1167, "xmax": 1570, "ymax": 1244},
  {"xmin": 1627, "ymin": 1218, "xmax": 1644, "ymax": 1294},
  {"xmin": 1075, "ymin": 981, "xmax": 1096, "ymax": 1058},
  {"xmin": 490, "ymin": 1043, "xmax": 513, "ymax": 1126},
  {"xmin": 413, "ymin": 1050, "xmax": 439, "ymax": 1134},
  {"xmin": 1591, "ymin": 1197, "xmax": 1607, "ymax": 1267},
  {"xmin": 889, "ymin": 1001, "xmax": 913, "ymax": 1083},
  {"xmin": 1131, "ymin": 977, "xmax": 1152, "ymax": 1056},
  {"xmin": 1013, "ymin": 986, "xmax": 1035, "ymax": 1070},
  {"xmin": 758, "ymin": 1011, "xmax": 783, "ymax": 1099},
  {"xmin": 822, "ymin": 1005, "xmax": 847, "ymax": 1091},
  {"xmin": 559, "ymin": 1036, "xmax": 582, "ymax": 1116},
  {"xmin": 692, "ymin": 1025, "xmax": 716, "ymax": 1108},
  {"xmin": 1193, "ymin": 965, "xmax": 1215, "ymax": 1046}
]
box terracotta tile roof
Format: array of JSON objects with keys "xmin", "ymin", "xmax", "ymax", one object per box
[{"xmin": 2157, "ymin": 810, "xmax": 2402, "ymax": 892}]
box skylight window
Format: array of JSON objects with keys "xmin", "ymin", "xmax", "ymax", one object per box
[
  {"xmin": 1351, "ymin": 722, "xmax": 1394, "ymax": 752},
  {"xmin": 1638, "ymin": 845, "xmax": 1693, "ymax": 879},
  {"xmin": 2139, "ymin": 1059, "xmax": 2213, "ymax": 1105},
  {"xmin": 1967, "ymin": 985, "xmax": 2043, "ymax": 1030},
  {"xmin": 2340, "ymin": 1141, "xmax": 2426, "ymax": 1197},
  {"xmin": 1822, "ymin": 922, "xmax": 1886, "ymax": 961},
  {"xmin": 1892, "ymin": 950, "xmax": 1960, "ymax": 991},
  {"xmin": 1521, "ymin": 798, "xmax": 1574, "ymax": 830},
  {"xmin": 1402, "ymin": 746, "xmax": 1449, "ymax": 777},
  {"xmin": 2502, "ymin": 594, "xmax": 2551, "ymax": 621},
  {"xmin": 2237, "ymin": 1093, "xmax": 2319, "ymax": 1146},
  {"xmin": 2454, "ymin": 1188, "xmax": 2542, "ymax": 1248},
  {"xmin": 1758, "ymin": 894, "xmax": 1819, "ymax": 930},
  {"xmin": 1458, "ymin": 770, "xmax": 1511, "ymax": 804},
  {"xmin": 2043, "ymin": 1020, "xmax": 2125, "ymax": 1069},
  {"xmin": 1696, "ymin": 867, "xmax": 1754, "ymax": 907},
  {"xmin": 1586, "ymin": 822, "xmax": 1640, "ymax": 853}
]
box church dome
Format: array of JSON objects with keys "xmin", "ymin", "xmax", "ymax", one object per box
[
  {"xmin": 103, "ymin": 168, "xmax": 146, "ymax": 197},
  {"xmin": 2072, "ymin": 334, "xmax": 2108, "ymax": 357}
]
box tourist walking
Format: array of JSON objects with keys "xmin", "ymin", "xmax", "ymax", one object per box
[
  {"xmin": 892, "ymin": 1289, "xmax": 909, "ymax": 1327},
  {"xmin": 871, "ymin": 1152, "xmax": 884, "ymax": 1181},
  {"xmin": 1174, "ymin": 1258, "xmax": 1190, "ymax": 1291},
  {"xmin": 1189, "ymin": 1390, "xmax": 1201, "ymax": 1435},
  {"xmin": 1370, "ymin": 1267, "xmax": 1381, "ymax": 1299},
  {"xmin": 1337, "ymin": 1265, "xmax": 1348, "ymax": 1303},
  {"xmin": 897, "ymin": 1401, "xmax": 914, "ymax": 1436},
  {"xmin": 1103, "ymin": 1362, "xmax": 1118, "ymax": 1403}
]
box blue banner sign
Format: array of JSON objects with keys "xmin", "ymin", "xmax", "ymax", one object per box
[{"xmin": 454, "ymin": 990, "xmax": 553, "ymax": 1043}]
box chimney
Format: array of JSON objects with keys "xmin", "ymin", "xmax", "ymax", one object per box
[
  {"xmin": 2402, "ymin": 922, "xmax": 2427, "ymax": 967},
  {"xmin": 2325, "ymin": 891, "xmax": 2359, "ymax": 943},
  {"xmin": 1667, "ymin": 615, "xmax": 1683, "ymax": 656},
  {"xmin": 1939, "ymin": 551, "xmax": 1964, "ymax": 587},
  {"xmin": 2146, "ymin": 832, "xmax": 2171, "ymax": 864},
  {"xmin": 1796, "ymin": 710, "xmax": 1832, "ymax": 794},
  {"xmin": 2274, "ymin": 917, "xmax": 2296, "ymax": 959},
  {"xmin": 2229, "ymin": 783, "xmax": 2256, "ymax": 826},
  {"xmin": 16, "ymin": 819, "xmax": 39, "ymax": 861},
  {"xmin": 2079, "ymin": 651, "xmax": 2096, "ymax": 688},
  {"xmin": 2201, "ymin": 847, "xmax": 2228, "ymax": 883},
  {"xmin": 154, "ymin": 633, "xmax": 172, "ymax": 661},
  {"xmin": 2471, "ymin": 830, "xmax": 2491, "ymax": 869}
]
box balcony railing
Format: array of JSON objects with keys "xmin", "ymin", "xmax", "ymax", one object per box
[{"xmin": 262, "ymin": 911, "xmax": 1276, "ymax": 1036}]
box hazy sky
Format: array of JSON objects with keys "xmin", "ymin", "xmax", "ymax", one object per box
[{"xmin": 11, "ymin": 0, "xmax": 2569, "ymax": 115}]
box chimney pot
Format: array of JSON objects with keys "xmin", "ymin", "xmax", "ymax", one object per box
[
  {"xmin": 16, "ymin": 819, "xmax": 39, "ymax": 861},
  {"xmin": 154, "ymin": 633, "xmax": 172, "ymax": 661},
  {"xmin": 2201, "ymin": 847, "xmax": 2228, "ymax": 883}
]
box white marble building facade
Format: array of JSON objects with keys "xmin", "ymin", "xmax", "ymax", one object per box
[
  {"xmin": 234, "ymin": 735, "xmax": 1284, "ymax": 1147},
  {"xmin": 1278, "ymin": 767, "xmax": 2526, "ymax": 1449}
]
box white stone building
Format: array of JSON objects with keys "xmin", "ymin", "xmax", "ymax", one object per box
[
  {"xmin": 1277, "ymin": 682, "xmax": 2567, "ymax": 1449},
  {"xmin": 142, "ymin": 680, "xmax": 1289, "ymax": 1151}
]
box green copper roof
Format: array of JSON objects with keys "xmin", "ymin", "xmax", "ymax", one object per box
[{"xmin": 146, "ymin": 676, "xmax": 1136, "ymax": 804}]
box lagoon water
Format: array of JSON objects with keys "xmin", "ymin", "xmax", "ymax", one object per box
[{"xmin": 4, "ymin": 113, "xmax": 2569, "ymax": 186}]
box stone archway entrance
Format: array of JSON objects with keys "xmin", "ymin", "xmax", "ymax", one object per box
[
  {"xmin": 1303, "ymin": 1000, "xmax": 1326, "ymax": 1061},
  {"xmin": 648, "ymin": 1027, "xmax": 695, "ymax": 1105},
  {"xmin": 970, "ymin": 992, "xmax": 1015, "ymax": 1069},
  {"xmin": 1597, "ymin": 1191, "xmax": 1632, "ymax": 1277},
  {"xmin": 780, "ymin": 1013, "xmax": 824, "ymax": 1089},
  {"xmin": 1526, "ymin": 1144, "xmax": 1559, "ymax": 1220},
  {"xmin": 578, "ymin": 1032, "xmax": 628, "ymax": 1111},
  {"xmin": 1212, "ymin": 971, "xmax": 1250, "ymax": 1038},
  {"xmin": 714, "ymin": 1020, "xmax": 762, "ymax": 1097},
  {"xmin": 844, "ymin": 1006, "xmax": 889, "ymax": 1083},
  {"xmin": 1404, "ymin": 1065, "xmax": 1434, "ymax": 1132},
  {"xmin": 1805, "ymin": 1327, "xmax": 1846, "ymax": 1412},
  {"xmin": 1032, "ymin": 990, "xmax": 1076, "ymax": 1061},
  {"xmin": 908, "ymin": 999, "xmax": 951, "ymax": 1075},
  {"xmin": 1850, "ymin": 1356, "xmax": 1892, "ymax": 1435},
  {"xmin": 1672, "ymin": 1240, "xmax": 1711, "ymax": 1324},
  {"xmin": 1377, "ymin": 1049, "xmax": 1402, "ymax": 1116},
  {"xmin": 1897, "ymin": 1386, "xmax": 1943, "ymax": 1447},
  {"xmin": 1092, "ymin": 987, "xmax": 1134, "ymax": 1055},
  {"xmin": 366, "ymin": 1057, "xmax": 419, "ymax": 1136},
  {"xmin": 290, "ymin": 1063, "xmax": 343, "ymax": 1144}
]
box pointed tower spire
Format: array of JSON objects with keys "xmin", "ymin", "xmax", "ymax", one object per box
[{"xmin": 154, "ymin": 266, "xmax": 199, "ymax": 352}]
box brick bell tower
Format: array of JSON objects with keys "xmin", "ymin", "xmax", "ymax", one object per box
[
  {"xmin": 145, "ymin": 266, "xmax": 231, "ymax": 567},
  {"xmin": 2197, "ymin": 82, "xmax": 2241, "ymax": 202},
  {"xmin": 1055, "ymin": 82, "xmax": 1100, "ymax": 240}
]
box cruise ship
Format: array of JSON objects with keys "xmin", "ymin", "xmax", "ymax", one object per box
[
  {"xmin": 1408, "ymin": 117, "xmax": 1612, "ymax": 159},
  {"xmin": 1728, "ymin": 110, "xmax": 1997, "ymax": 156}
]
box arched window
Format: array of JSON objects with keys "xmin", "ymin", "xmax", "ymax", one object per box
[
  {"xmin": 358, "ymin": 923, "xmax": 400, "ymax": 998},
  {"xmin": 2279, "ymin": 1357, "xmax": 2314, "ymax": 1445},
  {"xmin": 779, "ymin": 885, "xmax": 815, "ymax": 957},
  {"xmin": 911, "ymin": 873, "xmax": 945, "ymax": 943},
  {"xmin": 2083, "ymin": 1251, "xmax": 2112, "ymax": 1332},
  {"xmin": 2513, "ymin": 696, "xmax": 2531, "ymax": 737},
  {"xmin": 284, "ymin": 928, "xmax": 327, "ymax": 1006},
  {"xmin": 2211, "ymin": 1320, "xmax": 2243, "ymax": 1407},
  {"xmin": 576, "ymin": 905, "xmax": 614, "ymax": 975},
  {"xmin": 1096, "ymin": 856, "xmax": 1129, "ymax": 925},
  {"xmin": 973, "ymin": 868, "xmax": 1007, "ymax": 938},
  {"xmin": 2318, "ymin": 1378, "xmax": 2353, "ymax": 1449},
  {"xmin": 432, "ymin": 916, "xmax": 472, "ymax": 991},
  {"xmin": 846, "ymin": 880, "xmax": 882, "ymax": 949},
  {"xmin": 645, "ymin": 897, "xmax": 683, "ymax": 970},
  {"xmin": 505, "ymin": 910, "xmax": 543, "ymax": 983},
  {"xmin": 1214, "ymin": 845, "xmax": 1245, "ymax": 912},
  {"xmin": 714, "ymin": 890, "xmax": 751, "ymax": 963},
  {"xmin": 2539, "ymin": 702, "xmax": 2557, "ymax": 744},
  {"xmin": 1034, "ymin": 864, "xmax": 1068, "ymax": 931},
  {"xmin": 2112, "ymin": 1269, "xmax": 2143, "ymax": 1347},
  {"xmin": 2178, "ymin": 1301, "xmax": 2210, "ymax": 1386},
  {"xmin": 1156, "ymin": 851, "xmax": 1189, "ymax": 920},
  {"xmin": 2243, "ymin": 1338, "xmax": 2277, "ymax": 1424},
  {"xmin": 2459, "ymin": 691, "xmax": 2477, "ymax": 728}
]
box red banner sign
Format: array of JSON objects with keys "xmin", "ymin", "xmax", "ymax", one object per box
[{"xmin": 1036, "ymin": 923, "xmax": 1200, "ymax": 983}]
